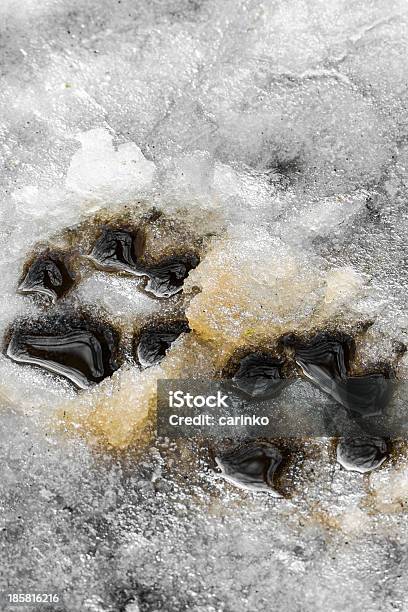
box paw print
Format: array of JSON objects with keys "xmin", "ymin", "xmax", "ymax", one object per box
[
  {"xmin": 6, "ymin": 207, "xmax": 203, "ymax": 394},
  {"xmin": 215, "ymin": 330, "xmax": 401, "ymax": 494}
]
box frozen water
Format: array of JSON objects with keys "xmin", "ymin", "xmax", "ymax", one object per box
[
  {"xmin": 2, "ymin": 0, "xmax": 408, "ymax": 610},
  {"xmin": 75, "ymin": 273, "xmax": 160, "ymax": 323},
  {"xmin": 65, "ymin": 128, "xmax": 156, "ymax": 202}
]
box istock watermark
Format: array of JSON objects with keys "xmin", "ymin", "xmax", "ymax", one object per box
[
  {"xmin": 169, "ymin": 390, "xmax": 229, "ymax": 409},
  {"xmin": 157, "ymin": 379, "xmax": 408, "ymax": 439},
  {"xmin": 158, "ymin": 380, "xmax": 274, "ymax": 438}
]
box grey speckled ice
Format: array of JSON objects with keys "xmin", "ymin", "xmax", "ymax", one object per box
[{"xmin": 2, "ymin": 1, "xmax": 408, "ymax": 611}]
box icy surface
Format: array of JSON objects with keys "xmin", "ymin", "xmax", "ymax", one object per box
[
  {"xmin": 2, "ymin": 0, "xmax": 408, "ymax": 610},
  {"xmin": 66, "ymin": 128, "xmax": 156, "ymax": 202}
]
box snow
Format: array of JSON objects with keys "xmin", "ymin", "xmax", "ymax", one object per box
[{"xmin": 65, "ymin": 128, "xmax": 156, "ymax": 201}]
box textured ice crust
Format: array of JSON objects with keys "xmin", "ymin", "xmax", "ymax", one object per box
[{"xmin": 2, "ymin": 0, "xmax": 408, "ymax": 610}]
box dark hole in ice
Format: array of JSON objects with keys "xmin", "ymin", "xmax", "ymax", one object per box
[
  {"xmin": 89, "ymin": 227, "xmax": 145, "ymax": 274},
  {"xmin": 285, "ymin": 332, "xmax": 353, "ymax": 393},
  {"xmin": 18, "ymin": 253, "xmax": 75, "ymax": 302},
  {"xmin": 291, "ymin": 332, "xmax": 352, "ymax": 381},
  {"xmin": 6, "ymin": 318, "xmax": 119, "ymax": 389},
  {"xmin": 337, "ymin": 436, "xmax": 387, "ymax": 473},
  {"xmin": 337, "ymin": 374, "xmax": 392, "ymax": 418},
  {"xmin": 136, "ymin": 321, "xmax": 190, "ymax": 367},
  {"xmin": 232, "ymin": 352, "xmax": 286, "ymax": 399},
  {"xmin": 144, "ymin": 254, "xmax": 199, "ymax": 297},
  {"xmin": 285, "ymin": 332, "xmax": 392, "ymax": 417},
  {"xmin": 215, "ymin": 442, "xmax": 282, "ymax": 496}
]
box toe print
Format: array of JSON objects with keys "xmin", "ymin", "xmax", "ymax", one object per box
[
  {"xmin": 336, "ymin": 374, "xmax": 392, "ymax": 418},
  {"xmin": 231, "ymin": 352, "xmax": 286, "ymax": 399},
  {"xmin": 86, "ymin": 220, "xmax": 199, "ymax": 297},
  {"xmin": 143, "ymin": 254, "xmax": 200, "ymax": 298},
  {"xmin": 336, "ymin": 437, "xmax": 388, "ymax": 473},
  {"xmin": 215, "ymin": 442, "xmax": 282, "ymax": 496},
  {"xmin": 284, "ymin": 331, "xmax": 393, "ymax": 420},
  {"xmin": 18, "ymin": 252, "xmax": 75, "ymax": 302},
  {"xmin": 6, "ymin": 316, "xmax": 120, "ymax": 389},
  {"xmin": 136, "ymin": 320, "xmax": 190, "ymax": 367},
  {"xmin": 88, "ymin": 227, "xmax": 145, "ymax": 275},
  {"xmin": 286, "ymin": 332, "xmax": 352, "ymax": 392}
]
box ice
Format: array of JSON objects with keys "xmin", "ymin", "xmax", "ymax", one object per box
[
  {"xmin": 65, "ymin": 128, "xmax": 156, "ymax": 202},
  {"xmin": 2, "ymin": 0, "xmax": 408, "ymax": 610},
  {"xmin": 185, "ymin": 231, "xmax": 372, "ymax": 361},
  {"xmin": 59, "ymin": 366, "xmax": 158, "ymax": 449},
  {"xmin": 74, "ymin": 273, "xmax": 161, "ymax": 323}
]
